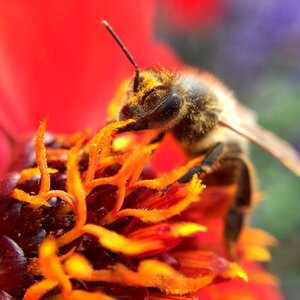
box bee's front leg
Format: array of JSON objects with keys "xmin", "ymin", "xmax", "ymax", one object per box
[{"xmin": 178, "ymin": 142, "xmax": 254, "ymax": 258}]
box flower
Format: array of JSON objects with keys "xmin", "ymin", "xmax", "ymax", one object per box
[
  {"xmin": 0, "ymin": 117, "xmax": 283, "ymax": 299},
  {"xmin": 0, "ymin": 1, "xmax": 284, "ymax": 299},
  {"xmin": 0, "ymin": 0, "xmax": 179, "ymax": 174}
]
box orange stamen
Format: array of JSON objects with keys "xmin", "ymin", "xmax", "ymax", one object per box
[
  {"xmin": 86, "ymin": 143, "xmax": 160, "ymax": 224},
  {"xmin": 85, "ymin": 259, "xmax": 216, "ymax": 295},
  {"xmin": 23, "ymin": 279, "xmax": 58, "ymax": 300},
  {"xmin": 133, "ymin": 156, "xmax": 204, "ymax": 190},
  {"xmin": 39, "ymin": 239, "xmax": 72, "ymax": 297},
  {"xmin": 11, "ymin": 117, "xmax": 52, "ymax": 207},
  {"xmin": 18, "ymin": 167, "xmax": 58, "ymax": 183},
  {"xmin": 114, "ymin": 175, "xmax": 204, "ymax": 223},
  {"xmin": 84, "ymin": 120, "xmax": 135, "ymax": 184},
  {"xmin": 82, "ymin": 223, "xmax": 163, "ymax": 256},
  {"xmin": 57, "ymin": 139, "xmax": 87, "ymax": 247},
  {"xmin": 222, "ymin": 263, "xmax": 249, "ymax": 282},
  {"xmin": 64, "ymin": 253, "xmax": 93, "ymax": 279},
  {"xmin": 96, "ymin": 152, "xmax": 132, "ymax": 169},
  {"xmin": 36, "ymin": 116, "xmax": 51, "ymax": 195},
  {"xmin": 66, "ymin": 290, "xmax": 116, "ymax": 300}
]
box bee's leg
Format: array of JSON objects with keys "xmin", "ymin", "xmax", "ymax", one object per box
[
  {"xmin": 178, "ymin": 142, "xmax": 225, "ymax": 183},
  {"xmin": 221, "ymin": 155, "xmax": 253, "ymax": 256},
  {"xmin": 150, "ymin": 131, "xmax": 166, "ymax": 144},
  {"xmin": 177, "ymin": 142, "xmax": 254, "ymax": 257}
]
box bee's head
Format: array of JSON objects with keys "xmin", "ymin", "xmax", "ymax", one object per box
[
  {"xmin": 101, "ymin": 21, "xmax": 185, "ymax": 132},
  {"xmin": 118, "ymin": 68, "xmax": 185, "ymax": 131}
]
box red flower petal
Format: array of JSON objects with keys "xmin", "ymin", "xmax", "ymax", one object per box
[
  {"xmin": 196, "ymin": 263, "xmax": 284, "ymax": 300},
  {"xmin": 159, "ymin": 0, "xmax": 228, "ymax": 32},
  {"xmin": 0, "ymin": 1, "xmax": 179, "ymax": 174},
  {"xmin": 0, "ymin": 133, "xmax": 11, "ymax": 174},
  {"xmin": 0, "ymin": 1, "xmax": 178, "ymax": 138}
]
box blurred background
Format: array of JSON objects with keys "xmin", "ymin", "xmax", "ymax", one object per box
[{"xmin": 156, "ymin": 0, "xmax": 300, "ymax": 299}]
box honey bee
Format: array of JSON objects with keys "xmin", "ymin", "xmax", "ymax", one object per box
[{"xmin": 102, "ymin": 21, "xmax": 300, "ymax": 251}]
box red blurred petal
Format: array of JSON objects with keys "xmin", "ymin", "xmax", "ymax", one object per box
[
  {"xmin": 0, "ymin": 132, "xmax": 11, "ymax": 174},
  {"xmin": 150, "ymin": 133, "xmax": 187, "ymax": 172},
  {"xmin": 159, "ymin": 0, "xmax": 228, "ymax": 32},
  {"xmin": 0, "ymin": 0, "xmax": 179, "ymax": 138},
  {"xmin": 195, "ymin": 263, "xmax": 284, "ymax": 300}
]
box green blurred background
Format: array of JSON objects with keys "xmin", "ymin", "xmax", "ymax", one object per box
[{"xmin": 156, "ymin": 1, "xmax": 300, "ymax": 299}]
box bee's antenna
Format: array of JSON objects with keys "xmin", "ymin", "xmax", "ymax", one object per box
[{"xmin": 102, "ymin": 20, "xmax": 140, "ymax": 92}]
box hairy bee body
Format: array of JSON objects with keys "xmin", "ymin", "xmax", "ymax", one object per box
[
  {"xmin": 102, "ymin": 20, "xmax": 300, "ymax": 256},
  {"xmin": 171, "ymin": 70, "xmax": 251, "ymax": 157},
  {"xmin": 116, "ymin": 67, "xmax": 250, "ymax": 157},
  {"xmin": 110, "ymin": 65, "xmax": 300, "ymax": 254}
]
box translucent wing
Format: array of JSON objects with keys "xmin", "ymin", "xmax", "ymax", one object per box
[{"xmin": 219, "ymin": 108, "xmax": 300, "ymax": 176}]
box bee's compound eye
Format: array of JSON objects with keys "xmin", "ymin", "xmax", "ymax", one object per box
[
  {"xmin": 119, "ymin": 104, "xmax": 144, "ymax": 122},
  {"xmin": 148, "ymin": 92, "xmax": 183, "ymax": 125},
  {"xmin": 119, "ymin": 104, "xmax": 131, "ymax": 119}
]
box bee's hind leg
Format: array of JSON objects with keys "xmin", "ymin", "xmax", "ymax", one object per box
[
  {"xmin": 177, "ymin": 142, "xmax": 254, "ymax": 258},
  {"xmin": 222, "ymin": 155, "xmax": 254, "ymax": 256}
]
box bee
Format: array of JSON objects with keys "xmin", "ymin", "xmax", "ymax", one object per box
[{"xmin": 102, "ymin": 21, "xmax": 300, "ymax": 252}]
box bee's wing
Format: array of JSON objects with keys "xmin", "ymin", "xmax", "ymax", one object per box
[{"xmin": 219, "ymin": 112, "xmax": 300, "ymax": 176}]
